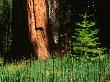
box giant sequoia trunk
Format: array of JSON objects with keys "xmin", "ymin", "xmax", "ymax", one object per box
[
  {"xmin": 9, "ymin": 0, "xmax": 31, "ymax": 59},
  {"xmin": 27, "ymin": 0, "xmax": 49, "ymax": 59}
]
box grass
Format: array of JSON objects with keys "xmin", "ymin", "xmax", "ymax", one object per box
[{"xmin": 0, "ymin": 55, "xmax": 110, "ymax": 82}]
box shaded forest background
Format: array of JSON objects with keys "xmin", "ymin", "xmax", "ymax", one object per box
[{"xmin": 0, "ymin": 0, "xmax": 110, "ymax": 59}]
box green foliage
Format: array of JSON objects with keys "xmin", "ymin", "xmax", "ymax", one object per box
[
  {"xmin": 71, "ymin": 12, "xmax": 105, "ymax": 57},
  {"xmin": 0, "ymin": 56, "xmax": 110, "ymax": 82},
  {"xmin": 0, "ymin": 0, "xmax": 12, "ymax": 56}
]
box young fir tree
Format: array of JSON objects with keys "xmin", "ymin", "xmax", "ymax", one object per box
[{"xmin": 72, "ymin": 12, "xmax": 104, "ymax": 57}]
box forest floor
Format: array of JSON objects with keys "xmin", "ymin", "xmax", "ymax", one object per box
[{"xmin": 0, "ymin": 55, "xmax": 110, "ymax": 82}]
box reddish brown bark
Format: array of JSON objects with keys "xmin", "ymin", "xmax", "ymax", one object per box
[{"xmin": 27, "ymin": 0, "xmax": 49, "ymax": 60}]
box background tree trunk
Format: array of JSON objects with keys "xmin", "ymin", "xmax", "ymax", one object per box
[
  {"xmin": 27, "ymin": 0, "xmax": 49, "ymax": 60},
  {"xmin": 48, "ymin": 0, "xmax": 59, "ymax": 44},
  {"xmin": 96, "ymin": 0, "xmax": 110, "ymax": 48}
]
